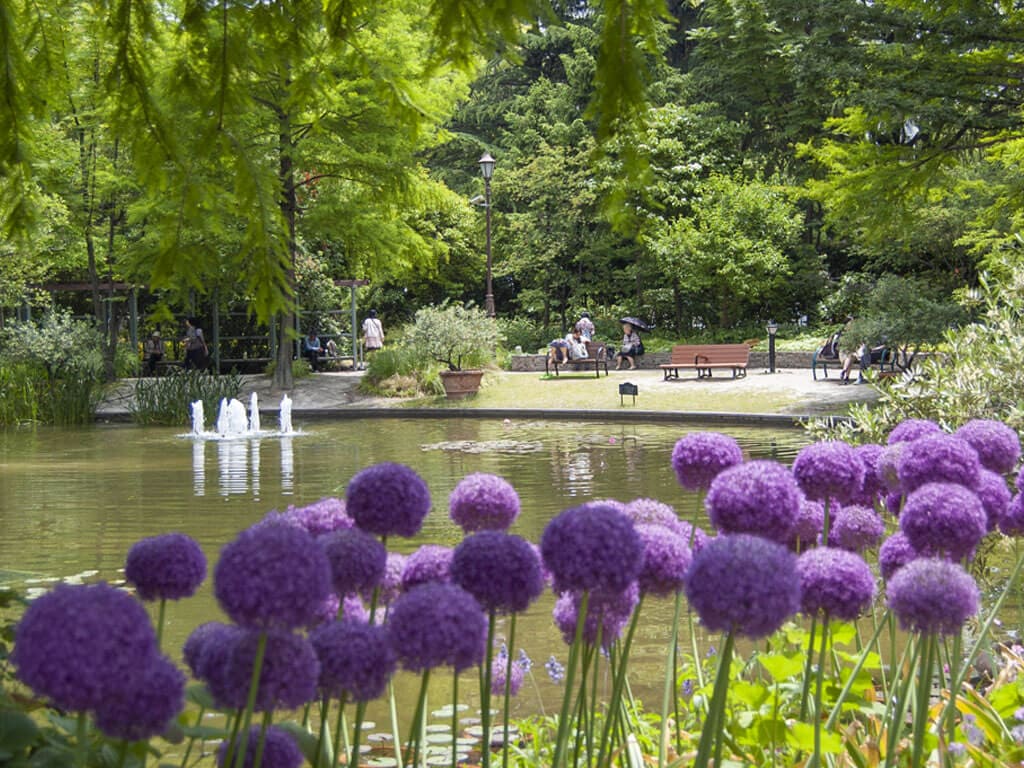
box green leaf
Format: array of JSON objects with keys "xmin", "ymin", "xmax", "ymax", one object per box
[
  {"xmin": 758, "ymin": 651, "xmax": 805, "ymax": 682},
  {"xmin": 0, "ymin": 710, "xmax": 40, "ymax": 755},
  {"xmin": 185, "ymin": 683, "xmax": 216, "ymax": 709},
  {"xmin": 786, "ymin": 722, "xmax": 842, "ymax": 753},
  {"xmin": 729, "ymin": 680, "xmax": 769, "ymax": 708}
]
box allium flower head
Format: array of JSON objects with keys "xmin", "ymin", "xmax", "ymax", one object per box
[
  {"xmin": 671, "ymin": 432, "xmax": 744, "ymax": 491},
  {"xmin": 877, "ymin": 444, "xmax": 903, "ymax": 492},
  {"xmin": 191, "ymin": 624, "xmax": 247, "ymax": 709},
  {"xmin": 93, "ymin": 655, "xmax": 185, "ymax": 741},
  {"xmin": 885, "ymin": 491, "xmax": 903, "ymax": 517},
  {"xmin": 899, "ymin": 482, "xmax": 986, "ymax": 561},
  {"xmin": 346, "ymin": 462, "xmax": 431, "ymax": 537},
  {"xmin": 955, "ymin": 419, "xmax": 1021, "ymax": 475},
  {"xmin": 896, "ymin": 434, "xmax": 981, "ymax": 493},
  {"xmin": 218, "ymin": 726, "xmax": 303, "ymax": 768},
  {"xmin": 999, "ymin": 493, "xmax": 1024, "ymax": 537},
  {"xmin": 226, "ymin": 630, "xmax": 319, "ymax": 712},
  {"xmin": 183, "ymin": 621, "xmax": 242, "ymax": 679},
  {"xmin": 386, "ymin": 583, "xmax": 486, "ymax": 672},
  {"xmin": 279, "ymin": 497, "xmax": 354, "ymax": 538},
  {"xmin": 634, "ymin": 524, "xmax": 691, "ymax": 597},
  {"xmin": 684, "ymin": 534, "xmax": 800, "ymax": 639},
  {"xmin": 321, "ymin": 527, "xmax": 387, "ymax": 596},
  {"xmin": 792, "ymin": 441, "xmax": 865, "ymax": 504},
  {"xmin": 310, "ymin": 620, "xmax": 397, "ymax": 702},
  {"xmin": 450, "ymin": 532, "xmax": 544, "ymax": 613},
  {"xmin": 828, "ymin": 504, "xmax": 885, "ymax": 553},
  {"xmin": 887, "ymin": 558, "xmax": 979, "ymax": 635},
  {"xmin": 449, "ymin": 473, "xmax": 520, "ymax": 532},
  {"xmin": 796, "ymin": 547, "xmax": 875, "ymax": 621},
  {"xmin": 12, "ymin": 583, "xmax": 158, "ymax": 712},
  {"xmin": 540, "ymin": 503, "xmax": 643, "ymax": 594},
  {"xmin": 705, "ymin": 460, "xmax": 801, "ymax": 543},
  {"xmin": 376, "ymin": 552, "xmax": 407, "ymax": 604},
  {"xmin": 975, "ymin": 469, "xmax": 1012, "ymax": 532},
  {"xmin": 553, "ymin": 583, "xmax": 640, "ymax": 648},
  {"xmin": 623, "ymin": 498, "xmax": 685, "ymax": 534},
  {"xmin": 125, "ymin": 533, "xmax": 207, "ymax": 601},
  {"xmin": 787, "ymin": 499, "xmax": 824, "ymax": 551},
  {"xmin": 853, "ymin": 443, "xmax": 886, "ymax": 505},
  {"xmin": 888, "ymin": 419, "xmax": 943, "ymax": 445},
  {"xmin": 401, "ymin": 545, "xmax": 453, "ymax": 590},
  {"xmin": 490, "ymin": 645, "xmax": 527, "ymax": 697},
  {"xmin": 214, "ymin": 520, "xmax": 332, "ymax": 630},
  {"xmin": 879, "ymin": 533, "xmax": 918, "ymax": 581}
]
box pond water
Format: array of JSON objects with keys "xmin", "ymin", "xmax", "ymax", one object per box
[{"xmin": 0, "ymin": 417, "xmax": 812, "ymax": 728}]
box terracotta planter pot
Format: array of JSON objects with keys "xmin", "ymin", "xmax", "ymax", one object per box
[{"xmin": 439, "ymin": 369, "xmax": 484, "ymax": 399}]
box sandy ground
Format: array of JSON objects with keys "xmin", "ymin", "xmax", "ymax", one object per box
[{"xmin": 97, "ymin": 365, "xmax": 878, "ymax": 420}]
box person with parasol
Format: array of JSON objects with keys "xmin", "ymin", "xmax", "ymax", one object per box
[{"xmin": 615, "ymin": 316, "xmax": 649, "ymax": 370}]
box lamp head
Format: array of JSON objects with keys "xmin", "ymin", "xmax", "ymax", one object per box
[
  {"xmin": 766, "ymin": 320, "xmax": 779, "ymax": 336},
  {"xmin": 478, "ymin": 152, "xmax": 496, "ymax": 180}
]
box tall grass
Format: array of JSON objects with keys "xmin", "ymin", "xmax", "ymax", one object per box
[
  {"xmin": 131, "ymin": 370, "xmax": 243, "ymax": 426},
  {"xmin": 0, "ymin": 362, "xmax": 104, "ymax": 426}
]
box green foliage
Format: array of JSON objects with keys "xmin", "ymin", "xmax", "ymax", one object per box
[
  {"xmin": 405, "ymin": 303, "xmax": 501, "ymax": 371},
  {"xmin": 130, "ymin": 370, "xmax": 243, "ymax": 427},
  {"xmin": 360, "ymin": 346, "xmax": 443, "ymax": 397}
]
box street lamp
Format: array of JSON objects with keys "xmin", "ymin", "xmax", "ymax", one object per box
[
  {"xmin": 478, "ymin": 152, "xmax": 496, "ymax": 318},
  {"xmin": 766, "ymin": 320, "xmax": 779, "ymax": 374}
]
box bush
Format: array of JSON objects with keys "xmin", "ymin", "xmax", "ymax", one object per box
[
  {"xmin": 360, "ymin": 347, "xmax": 443, "ymax": 397},
  {"xmin": 405, "ymin": 303, "xmax": 501, "ymax": 371},
  {"xmin": 131, "ymin": 370, "xmax": 243, "ymax": 427}
]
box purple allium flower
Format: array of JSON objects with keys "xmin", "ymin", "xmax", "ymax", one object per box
[
  {"xmin": 792, "ymin": 441, "xmax": 865, "ymax": 505},
  {"xmin": 896, "ymin": 434, "xmax": 981, "ymax": 494},
  {"xmin": 540, "ymin": 503, "xmax": 643, "ymax": 594},
  {"xmin": 877, "ymin": 444, "xmax": 903, "ymax": 493},
  {"xmin": 12, "ymin": 583, "xmax": 158, "ymax": 712},
  {"xmin": 490, "ymin": 646, "xmax": 526, "ymax": 696},
  {"xmin": 321, "ymin": 528, "xmax": 387, "ymax": 596},
  {"xmin": 853, "ymin": 444, "xmax": 886, "ymax": 505},
  {"xmin": 386, "ymin": 583, "xmax": 486, "ymax": 672},
  {"xmin": 899, "ymin": 482, "xmax": 986, "ymax": 562},
  {"xmin": 226, "ymin": 630, "xmax": 320, "ymax": 712},
  {"xmin": 623, "ymin": 498, "xmax": 685, "ymax": 534},
  {"xmin": 346, "ymin": 463, "xmax": 431, "ymax": 538},
  {"xmin": 279, "ymin": 497, "xmax": 354, "ymax": 538},
  {"xmin": 218, "ymin": 725, "xmax": 303, "ymax": 768},
  {"xmin": 955, "ymin": 419, "xmax": 1021, "ymax": 475},
  {"xmin": 341, "ymin": 594, "xmax": 370, "ymax": 623},
  {"xmin": 310, "ymin": 620, "xmax": 397, "ymax": 702},
  {"xmin": 553, "ymin": 583, "xmax": 640, "ymax": 648},
  {"xmin": 183, "ymin": 621, "xmax": 242, "ymax": 680},
  {"xmin": 878, "ymin": 533, "xmax": 919, "ymax": 581},
  {"xmin": 975, "ymin": 469, "xmax": 1012, "ymax": 532},
  {"xmin": 884, "ymin": 491, "xmax": 903, "ymax": 517},
  {"xmin": 796, "ymin": 547, "xmax": 875, "ymax": 621},
  {"xmin": 705, "ymin": 460, "xmax": 801, "ymax": 543},
  {"xmin": 787, "ymin": 499, "xmax": 824, "ymax": 551},
  {"xmin": 887, "ymin": 558, "xmax": 979, "ymax": 635},
  {"xmin": 828, "ymin": 505, "xmax": 885, "ymax": 553},
  {"xmin": 634, "ymin": 524, "xmax": 691, "ymax": 597},
  {"xmin": 214, "ymin": 520, "xmax": 332, "ymax": 630},
  {"xmin": 999, "ymin": 494, "xmax": 1024, "ymax": 537},
  {"xmin": 309, "ymin": 592, "xmax": 342, "ymax": 627},
  {"xmin": 125, "ymin": 533, "xmax": 207, "ymax": 601},
  {"xmin": 401, "ymin": 545, "xmax": 453, "ymax": 590},
  {"xmin": 93, "ymin": 654, "xmax": 185, "ymax": 741},
  {"xmin": 201, "ymin": 627, "xmax": 250, "ymax": 710},
  {"xmin": 449, "ymin": 473, "xmax": 520, "ymax": 532},
  {"xmin": 671, "ymin": 432, "xmax": 744, "ymax": 491},
  {"xmin": 887, "ymin": 419, "xmax": 943, "ymax": 445},
  {"xmin": 375, "ymin": 552, "xmax": 407, "ymax": 605},
  {"xmin": 684, "ymin": 534, "xmax": 800, "ymax": 639},
  {"xmin": 546, "ymin": 655, "xmax": 565, "ymax": 684},
  {"xmin": 450, "ymin": 532, "xmax": 544, "ymax": 614}
]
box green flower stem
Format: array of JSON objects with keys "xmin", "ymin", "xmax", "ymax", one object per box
[
  {"xmin": 822, "ymin": 499, "xmax": 832, "ymax": 545},
  {"xmin": 659, "ymin": 593, "xmax": 684, "ymax": 768},
  {"xmin": 825, "ymin": 611, "xmax": 890, "ymax": 730},
  {"xmin": 179, "ymin": 704, "xmax": 206, "ymax": 768},
  {"xmin": 693, "ymin": 629, "xmax": 735, "ymax": 768},
  {"xmin": 407, "ymin": 670, "xmax": 432, "ymax": 768},
  {"xmin": 807, "ymin": 617, "xmax": 830, "ymax": 768},
  {"xmin": 156, "ymin": 598, "xmax": 167, "ymax": 651},
  {"xmin": 116, "ymin": 740, "xmax": 129, "ymax": 768},
  {"xmin": 222, "ymin": 711, "xmax": 243, "ymax": 768},
  {"xmin": 348, "ymin": 699, "xmax": 369, "ymax": 768},
  {"xmin": 481, "ymin": 611, "xmax": 497, "ymax": 768},
  {"xmin": 570, "ymin": 644, "xmax": 595, "ymax": 768},
  {"xmin": 333, "ymin": 696, "xmax": 351, "ymax": 767},
  {"xmin": 314, "ymin": 694, "xmax": 330, "ymax": 768},
  {"xmin": 552, "ymin": 591, "xmax": 589, "ymax": 768},
  {"xmin": 884, "ymin": 637, "xmax": 921, "ymax": 768},
  {"xmin": 451, "ymin": 670, "xmax": 459, "ymax": 768},
  {"xmin": 252, "ymin": 710, "xmax": 272, "ymax": 768},
  {"xmin": 798, "ymin": 616, "xmax": 818, "ymax": 722},
  {"xmin": 911, "ymin": 635, "xmax": 936, "ymax": 768},
  {"xmin": 502, "ymin": 614, "xmax": 518, "ymax": 768},
  {"xmin": 944, "ymin": 633, "xmax": 962, "ymax": 752},
  {"xmin": 231, "ymin": 630, "xmax": 268, "ymax": 768},
  {"xmin": 76, "ymin": 710, "xmax": 88, "ymax": 768},
  {"xmin": 387, "ymin": 681, "xmax": 403, "ymax": 767},
  {"xmin": 598, "ymin": 596, "xmax": 644, "ymax": 768}
]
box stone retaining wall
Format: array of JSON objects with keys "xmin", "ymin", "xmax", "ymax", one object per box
[{"xmin": 509, "ymin": 350, "xmax": 816, "ymax": 373}]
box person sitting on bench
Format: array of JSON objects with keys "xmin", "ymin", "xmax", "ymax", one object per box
[{"xmin": 302, "ymin": 330, "xmax": 323, "ymax": 372}]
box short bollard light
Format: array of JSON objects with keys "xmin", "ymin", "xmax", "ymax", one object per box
[
  {"xmin": 619, "ymin": 382, "xmax": 638, "ymax": 405},
  {"xmin": 767, "ymin": 320, "xmax": 779, "ymax": 374}
]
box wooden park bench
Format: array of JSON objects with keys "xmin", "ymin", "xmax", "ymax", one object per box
[
  {"xmin": 660, "ymin": 344, "xmax": 750, "ymax": 380},
  {"xmin": 545, "ymin": 340, "xmax": 609, "ymax": 378},
  {"xmin": 814, "ymin": 345, "xmax": 897, "ymax": 382}
]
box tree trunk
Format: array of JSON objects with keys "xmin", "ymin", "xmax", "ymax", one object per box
[{"xmin": 272, "ymin": 101, "xmax": 297, "ymax": 391}]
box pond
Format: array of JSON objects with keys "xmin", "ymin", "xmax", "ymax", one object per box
[{"xmin": 0, "ymin": 416, "xmax": 813, "ymax": 728}]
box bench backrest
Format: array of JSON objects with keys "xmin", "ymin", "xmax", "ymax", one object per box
[
  {"xmin": 584, "ymin": 341, "xmax": 608, "ymax": 360},
  {"xmin": 669, "ymin": 344, "xmax": 750, "ymax": 365}
]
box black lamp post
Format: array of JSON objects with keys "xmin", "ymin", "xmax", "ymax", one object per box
[
  {"xmin": 767, "ymin": 320, "xmax": 779, "ymax": 374},
  {"xmin": 478, "ymin": 152, "xmax": 496, "ymax": 318}
]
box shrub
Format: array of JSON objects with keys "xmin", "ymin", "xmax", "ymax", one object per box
[
  {"xmin": 131, "ymin": 370, "xmax": 243, "ymax": 427},
  {"xmin": 405, "ymin": 304, "xmax": 501, "ymax": 371}
]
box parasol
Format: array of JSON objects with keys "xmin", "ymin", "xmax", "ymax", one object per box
[{"xmin": 619, "ymin": 316, "xmax": 652, "ymax": 333}]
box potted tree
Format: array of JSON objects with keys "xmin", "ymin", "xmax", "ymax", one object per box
[{"xmin": 407, "ymin": 304, "xmax": 501, "ymax": 399}]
